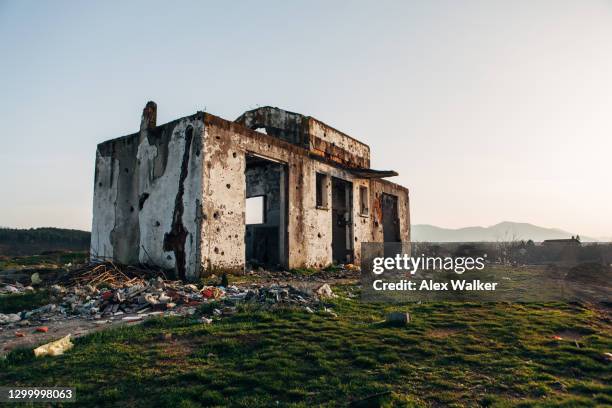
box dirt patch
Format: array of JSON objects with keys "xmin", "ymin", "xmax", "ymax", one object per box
[
  {"xmin": 0, "ymin": 317, "xmax": 142, "ymax": 356},
  {"xmin": 427, "ymin": 328, "xmax": 462, "ymax": 338}
]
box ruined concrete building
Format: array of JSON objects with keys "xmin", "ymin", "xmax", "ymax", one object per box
[{"xmin": 91, "ymin": 102, "xmax": 410, "ymax": 280}]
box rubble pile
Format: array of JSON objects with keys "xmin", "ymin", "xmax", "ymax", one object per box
[
  {"xmin": 0, "ymin": 282, "xmax": 34, "ymax": 295},
  {"xmin": 55, "ymin": 261, "xmax": 165, "ymax": 288},
  {"xmin": 0, "ymin": 263, "xmax": 338, "ymax": 331}
]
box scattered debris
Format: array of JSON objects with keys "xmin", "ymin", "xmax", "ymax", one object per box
[
  {"xmin": 33, "ymin": 334, "xmax": 73, "ymax": 357},
  {"xmin": 55, "ymin": 261, "xmax": 164, "ymax": 289},
  {"xmin": 202, "ymin": 286, "xmax": 224, "ymax": 299},
  {"xmin": 344, "ymin": 263, "xmax": 360, "ymax": 271},
  {"xmin": 0, "ymin": 313, "xmax": 21, "ymax": 324},
  {"xmin": 35, "ymin": 326, "xmax": 49, "ymax": 333},
  {"xmin": 30, "ymin": 272, "xmax": 42, "ymax": 286},
  {"xmin": 1, "ymin": 262, "xmax": 337, "ymax": 335},
  {"xmin": 386, "ymin": 312, "xmax": 410, "ymax": 326},
  {"xmin": 315, "ymin": 283, "xmax": 336, "ymax": 299},
  {"xmin": 323, "ymin": 307, "xmax": 338, "ymax": 318},
  {"xmin": 0, "ymin": 284, "xmax": 22, "ymax": 295}
]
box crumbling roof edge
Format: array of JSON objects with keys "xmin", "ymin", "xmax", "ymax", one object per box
[
  {"xmin": 371, "ymin": 177, "xmax": 410, "ymax": 194},
  {"xmin": 96, "ymin": 109, "xmax": 379, "ymax": 177},
  {"xmin": 306, "ymin": 116, "xmax": 370, "ymax": 152},
  {"xmin": 203, "ymin": 112, "xmax": 312, "ymax": 157},
  {"xmin": 96, "ymin": 112, "xmax": 206, "ymax": 149},
  {"xmin": 206, "ymin": 113, "xmax": 387, "ymax": 175},
  {"xmin": 239, "ymin": 106, "xmax": 370, "ymax": 152}
]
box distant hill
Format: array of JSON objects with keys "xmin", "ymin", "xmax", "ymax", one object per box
[
  {"xmin": 0, "ymin": 227, "xmax": 90, "ymax": 256},
  {"xmin": 411, "ymin": 222, "xmax": 597, "ymax": 243}
]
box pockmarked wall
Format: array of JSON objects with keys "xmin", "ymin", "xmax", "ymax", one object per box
[
  {"xmin": 91, "ymin": 103, "xmax": 410, "ymax": 280},
  {"xmin": 91, "ymin": 111, "xmax": 205, "ymax": 280}
]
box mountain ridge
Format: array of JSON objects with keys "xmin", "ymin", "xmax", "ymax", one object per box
[{"xmin": 411, "ymin": 222, "xmax": 598, "ymax": 242}]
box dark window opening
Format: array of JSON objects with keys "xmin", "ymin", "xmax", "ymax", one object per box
[
  {"xmin": 331, "ymin": 177, "xmax": 354, "ymax": 264},
  {"xmin": 359, "ymin": 186, "xmax": 369, "ymax": 215},
  {"xmin": 316, "ymin": 172, "xmax": 328, "ymax": 208}
]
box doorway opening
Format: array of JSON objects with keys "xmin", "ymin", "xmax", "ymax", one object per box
[
  {"xmin": 331, "ymin": 177, "xmax": 353, "ymax": 264},
  {"xmin": 382, "ymin": 193, "xmax": 401, "ymax": 242},
  {"xmin": 245, "ymin": 154, "xmax": 288, "ymax": 270}
]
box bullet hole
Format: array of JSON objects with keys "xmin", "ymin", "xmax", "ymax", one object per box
[
  {"xmin": 226, "ymin": 184, "xmax": 231, "ymax": 189},
  {"xmin": 228, "ymin": 235, "xmax": 232, "ymax": 239},
  {"xmin": 214, "ymin": 247, "xmax": 219, "ymax": 254},
  {"xmin": 355, "ymin": 237, "xmax": 358, "ymax": 241},
  {"xmin": 124, "ymin": 168, "xmax": 129, "ymax": 173},
  {"xmin": 221, "ymin": 251, "xmax": 225, "ymax": 256},
  {"xmin": 232, "ymin": 152, "xmax": 237, "ymax": 158},
  {"xmin": 195, "ymin": 149, "xmax": 200, "ymax": 157},
  {"xmin": 317, "ymin": 233, "xmax": 322, "ymax": 238},
  {"xmin": 216, "ymin": 227, "xmax": 220, "ymax": 232},
  {"xmin": 203, "ymin": 214, "xmax": 208, "ymax": 220},
  {"xmin": 138, "ymin": 193, "xmax": 150, "ymax": 210},
  {"xmin": 234, "ymin": 234, "xmax": 238, "ymax": 238},
  {"xmin": 167, "ymin": 255, "xmax": 172, "ymax": 260},
  {"xmin": 374, "ymin": 221, "xmax": 379, "ymax": 227},
  {"xmin": 130, "ymin": 206, "xmax": 134, "ymax": 213},
  {"xmin": 98, "ymin": 182, "xmax": 102, "ymax": 187},
  {"xmin": 155, "ymin": 221, "xmax": 161, "ymax": 227},
  {"xmin": 213, "ymin": 212, "xmax": 220, "ymax": 220},
  {"xmin": 215, "ymin": 136, "xmax": 221, "ymax": 140}
]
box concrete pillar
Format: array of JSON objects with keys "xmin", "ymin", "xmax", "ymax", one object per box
[{"xmin": 140, "ymin": 101, "xmax": 157, "ymax": 131}]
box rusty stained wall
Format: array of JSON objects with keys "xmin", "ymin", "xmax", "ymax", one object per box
[
  {"xmin": 91, "ymin": 108, "xmax": 410, "ymax": 277},
  {"xmin": 236, "ymin": 107, "xmax": 371, "ymax": 169},
  {"xmin": 369, "ymin": 179, "xmax": 411, "ymax": 244},
  {"xmin": 307, "ymin": 118, "xmax": 370, "ymax": 169},
  {"xmin": 200, "ymin": 116, "xmax": 302, "ymax": 273},
  {"xmin": 199, "ymin": 114, "xmax": 409, "ymax": 272},
  {"xmin": 91, "ymin": 116, "xmax": 204, "ymax": 280}
]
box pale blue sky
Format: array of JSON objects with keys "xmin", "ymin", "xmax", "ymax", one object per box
[{"xmin": 1, "ymin": 1, "xmax": 611, "ymax": 238}]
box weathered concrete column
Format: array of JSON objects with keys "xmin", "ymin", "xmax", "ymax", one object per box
[{"xmin": 140, "ymin": 101, "xmax": 157, "ymax": 131}]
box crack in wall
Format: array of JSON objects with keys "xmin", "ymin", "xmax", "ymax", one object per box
[{"xmin": 163, "ymin": 126, "xmax": 194, "ymax": 280}]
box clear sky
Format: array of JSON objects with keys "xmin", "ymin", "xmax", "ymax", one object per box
[{"xmin": 1, "ymin": 0, "xmax": 611, "ymax": 238}]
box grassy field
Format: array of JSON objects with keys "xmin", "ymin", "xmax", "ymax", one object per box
[
  {"xmin": 0, "ymin": 252, "xmax": 88, "ymax": 271},
  {"xmin": 1, "ymin": 284, "xmax": 610, "ymax": 407},
  {"xmin": 0, "ymin": 290, "xmax": 51, "ymax": 314}
]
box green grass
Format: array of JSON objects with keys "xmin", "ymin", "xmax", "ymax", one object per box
[
  {"xmin": 288, "ymin": 267, "xmax": 320, "ymax": 276},
  {"xmin": 0, "ymin": 290, "xmax": 51, "ymax": 314},
  {"xmin": 0, "ymin": 286, "xmax": 610, "ymax": 407},
  {"xmin": 0, "ymin": 251, "xmax": 88, "ymax": 271}
]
